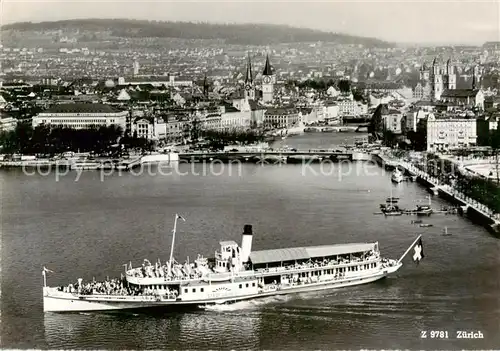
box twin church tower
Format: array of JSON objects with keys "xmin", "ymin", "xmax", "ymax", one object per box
[
  {"xmin": 243, "ymin": 53, "xmax": 275, "ymax": 104},
  {"xmin": 420, "ymin": 57, "xmax": 481, "ymax": 101}
]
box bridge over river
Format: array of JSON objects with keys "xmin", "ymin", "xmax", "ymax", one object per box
[{"xmin": 178, "ymin": 149, "xmax": 373, "ymax": 163}]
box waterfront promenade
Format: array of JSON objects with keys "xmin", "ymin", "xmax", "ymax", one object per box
[{"xmin": 376, "ymin": 152, "xmax": 500, "ymax": 233}]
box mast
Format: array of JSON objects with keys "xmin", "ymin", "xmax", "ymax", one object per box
[{"xmin": 168, "ymin": 214, "xmax": 185, "ymax": 276}]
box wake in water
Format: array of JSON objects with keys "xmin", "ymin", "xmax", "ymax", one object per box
[{"xmin": 199, "ymin": 294, "xmax": 295, "ymax": 312}]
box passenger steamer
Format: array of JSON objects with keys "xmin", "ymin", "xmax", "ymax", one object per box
[{"xmin": 43, "ymin": 216, "xmax": 422, "ymax": 312}]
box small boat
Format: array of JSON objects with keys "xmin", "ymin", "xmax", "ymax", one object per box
[
  {"xmin": 411, "ymin": 219, "xmax": 423, "ymax": 224},
  {"xmin": 383, "ymin": 203, "xmax": 403, "ymax": 216},
  {"xmin": 382, "ymin": 190, "xmax": 402, "ymax": 215},
  {"xmin": 70, "ymin": 161, "xmax": 100, "ymax": 170},
  {"xmin": 415, "ymin": 196, "xmax": 433, "ymax": 216},
  {"xmin": 385, "ymin": 211, "xmax": 403, "ymax": 216},
  {"xmin": 419, "ymin": 224, "xmax": 433, "ymax": 227},
  {"xmin": 391, "ymin": 168, "xmax": 404, "ymax": 183},
  {"xmin": 416, "ymin": 205, "xmax": 433, "ymax": 216}
]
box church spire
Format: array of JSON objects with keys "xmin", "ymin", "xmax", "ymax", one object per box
[
  {"xmin": 245, "ymin": 52, "xmax": 253, "ymax": 84},
  {"xmin": 262, "ymin": 54, "xmax": 272, "ymax": 76}
]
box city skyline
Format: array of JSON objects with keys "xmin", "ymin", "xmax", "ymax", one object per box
[{"xmin": 1, "ymin": 0, "xmax": 499, "ymax": 45}]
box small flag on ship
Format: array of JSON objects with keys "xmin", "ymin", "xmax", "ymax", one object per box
[
  {"xmin": 412, "ymin": 237, "xmax": 425, "ymax": 264},
  {"xmin": 176, "ymin": 214, "xmax": 186, "ymax": 221}
]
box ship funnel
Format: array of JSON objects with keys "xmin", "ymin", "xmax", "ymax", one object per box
[
  {"xmin": 243, "ymin": 224, "xmax": 252, "ymax": 235},
  {"xmin": 241, "ymin": 224, "xmax": 253, "ymax": 263}
]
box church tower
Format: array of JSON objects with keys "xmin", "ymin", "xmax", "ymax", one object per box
[
  {"xmin": 419, "ymin": 62, "xmax": 430, "ymax": 81},
  {"xmin": 261, "ymin": 54, "xmax": 274, "ymax": 104},
  {"xmin": 472, "ymin": 66, "xmax": 478, "ymax": 90},
  {"xmin": 471, "ymin": 65, "xmax": 482, "ymax": 90},
  {"xmin": 430, "ymin": 57, "xmax": 444, "ymax": 101},
  {"xmin": 244, "ymin": 52, "xmax": 255, "ymax": 100},
  {"xmin": 444, "ymin": 58, "xmax": 456, "ymax": 90}
]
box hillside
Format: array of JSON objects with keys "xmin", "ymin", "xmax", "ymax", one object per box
[{"xmin": 1, "ymin": 19, "xmax": 392, "ymax": 47}]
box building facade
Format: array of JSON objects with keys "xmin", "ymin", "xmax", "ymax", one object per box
[
  {"xmin": 0, "ymin": 115, "xmax": 17, "ymax": 132},
  {"xmin": 338, "ymin": 100, "xmax": 368, "ymax": 116},
  {"xmin": 383, "ymin": 113, "xmax": 404, "ymax": 134},
  {"xmin": 33, "ymin": 103, "xmax": 127, "ymax": 131},
  {"xmin": 413, "ymin": 82, "xmax": 431, "ymax": 100},
  {"xmin": 263, "ymin": 107, "xmax": 300, "ymax": 128},
  {"xmin": 132, "ymin": 117, "xmax": 155, "ymax": 139},
  {"xmin": 426, "ymin": 115, "xmax": 477, "ymax": 151},
  {"xmin": 405, "ymin": 110, "xmax": 434, "ymax": 132},
  {"xmin": 440, "ymin": 89, "xmax": 485, "ymax": 110}
]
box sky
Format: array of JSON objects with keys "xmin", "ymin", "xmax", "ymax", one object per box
[{"xmin": 1, "ymin": 0, "xmax": 499, "ymax": 45}]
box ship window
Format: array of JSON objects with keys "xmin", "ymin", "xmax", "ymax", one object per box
[
  {"xmin": 245, "ymin": 283, "xmax": 249, "ymax": 288},
  {"xmin": 192, "ymin": 288, "xmax": 196, "ymax": 293},
  {"xmin": 201, "ymin": 288, "xmax": 204, "ymax": 292},
  {"xmin": 239, "ymin": 284, "xmax": 242, "ymax": 289},
  {"xmin": 184, "ymin": 288, "xmax": 188, "ymax": 293},
  {"xmin": 252, "ymin": 282, "xmax": 255, "ymax": 287}
]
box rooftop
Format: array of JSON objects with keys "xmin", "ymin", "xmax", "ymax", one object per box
[
  {"xmin": 265, "ymin": 107, "xmax": 298, "ymax": 115},
  {"xmin": 249, "ymin": 243, "xmax": 376, "ymax": 265},
  {"xmin": 441, "ymin": 89, "xmax": 480, "ymax": 98},
  {"xmin": 42, "ymin": 103, "xmax": 122, "ymax": 114}
]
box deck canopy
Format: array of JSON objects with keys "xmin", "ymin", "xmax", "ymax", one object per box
[
  {"xmin": 249, "ymin": 243, "xmax": 376, "ymax": 265},
  {"xmin": 219, "ymin": 240, "xmax": 238, "ymax": 247}
]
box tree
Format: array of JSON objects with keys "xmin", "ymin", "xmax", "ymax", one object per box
[
  {"xmin": 407, "ymin": 120, "xmax": 427, "ymax": 151},
  {"xmin": 369, "ymin": 104, "xmax": 385, "ymax": 138},
  {"xmin": 382, "ymin": 130, "xmax": 398, "ymax": 148},
  {"xmin": 338, "ymin": 79, "xmax": 351, "ymax": 93},
  {"xmin": 352, "ymin": 90, "xmax": 365, "ymax": 102}
]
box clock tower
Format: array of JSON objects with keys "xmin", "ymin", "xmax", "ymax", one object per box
[
  {"xmin": 244, "ymin": 52, "xmax": 255, "ymax": 100},
  {"xmin": 262, "ymin": 54, "xmax": 274, "ymax": 104}
]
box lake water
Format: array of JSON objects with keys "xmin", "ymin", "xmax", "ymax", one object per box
[{"xmin": 1, "ymin": 133, "xmax": 499, "ymax": 349}]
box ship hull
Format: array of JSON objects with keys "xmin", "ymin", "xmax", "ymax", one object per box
[{"xmin": 43, "ymin": 264, "xmax": 401, "ymax": 313}]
